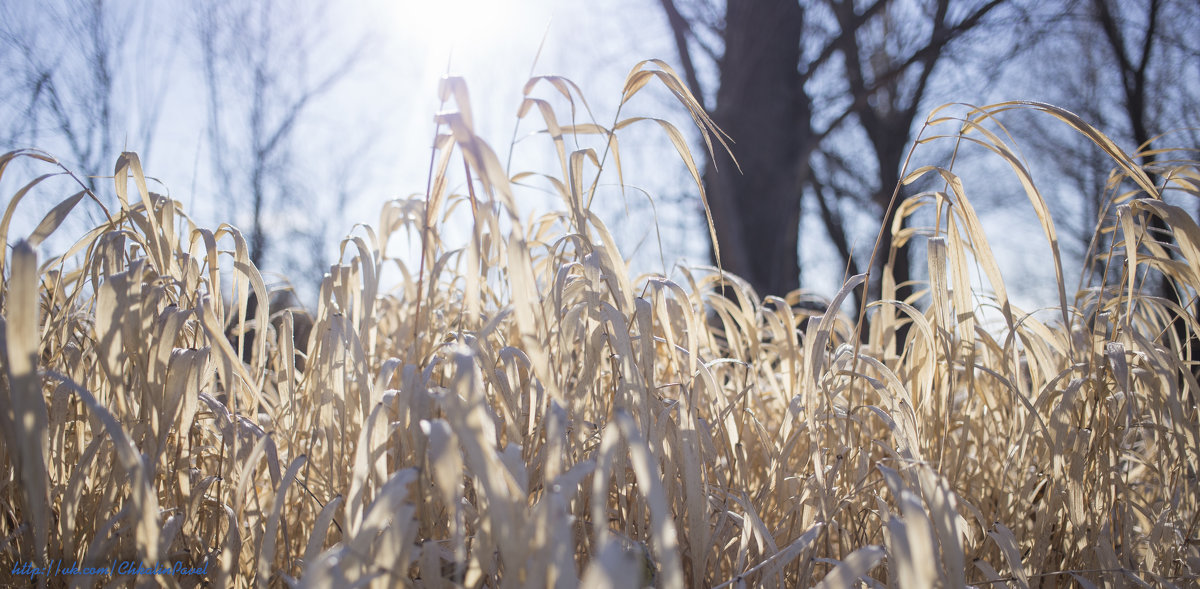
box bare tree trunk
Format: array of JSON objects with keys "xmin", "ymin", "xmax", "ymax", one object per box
[
  {"xmin": 705, "ymin": 0, "xmax": 809, "ymax": 299},
  {"xmin": 661, "ymin": 0, "xmax": 1007, "ymax": 308},
  {"xmin": 874, "ymin": 155, "xmax": 909, "ymax": 300}
]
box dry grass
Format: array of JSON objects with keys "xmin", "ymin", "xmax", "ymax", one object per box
[{"xmin": 1, "ymin": 61, "xmax": 1198, "ymax": 588}]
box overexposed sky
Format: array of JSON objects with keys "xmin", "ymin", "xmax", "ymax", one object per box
[
  {"xmin": 6, "ymin": 0, "xmax": 1190, "ymax": 314},
  {"xmin": 2, "ymin": 0, "xmax": 718, "ymax": 300}
]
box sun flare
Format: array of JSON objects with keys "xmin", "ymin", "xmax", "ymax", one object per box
[{"xmin": 383, "ymin": 0, "xmax": 548, "ymax": 72}]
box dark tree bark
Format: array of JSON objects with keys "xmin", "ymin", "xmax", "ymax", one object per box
[
  {"xmin": 660, "ymin": 0, "xmax": 1009, "ymax": 306},
  {"xmin": 831, "ymin": 0, "xmax": 1005, "ymax": 305},
  {"xmin": 1091, "ymin": 0, "xmax": 1160, "ymax": 167},
  {"xmin": 703, "ymin": 0, "xmax": 810, "ymax": 299}
]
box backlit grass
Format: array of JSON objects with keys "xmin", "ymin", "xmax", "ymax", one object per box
[{"xmin": 1, "ymin": 62, "xmax": 1198, "ymax": 587}]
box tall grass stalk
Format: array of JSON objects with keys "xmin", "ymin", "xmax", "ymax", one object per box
[{"xmin": 1, "ymin": 62, "xmax": 1197, "ymax": 587}]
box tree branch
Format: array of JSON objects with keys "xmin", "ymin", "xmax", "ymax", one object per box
[
  {"xmin": 803, "ymin": 0, "xmax": 889, "ymax": 81},
  {"xmin": 809, "ymin": 173, "xmax": 859, "ymax": 278},
  {"xmin": 658, "ymin": 0, "xmax": 706, "ymax": 108}
]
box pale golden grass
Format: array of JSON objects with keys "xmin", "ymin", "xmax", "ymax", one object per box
[{"xmin": 1, "ymin": 61, "xmax": 1198, "ymax": 587}]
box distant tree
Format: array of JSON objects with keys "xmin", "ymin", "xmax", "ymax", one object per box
[
  {"xmin": 1018, "ymin": 18, "xmax": 1117, "ymax": 263},
  {"xmin": 1031, "ymin": 0, "xmax": 1199, "ymax": 245},
  {"xmin": 658, "ymin": 0, "xmax": 1014, "ymax": 307},
  {"xmin": 194, "ymin": 0, "xmax": 365, "ymax": 271},
  {"xmin": 1, "ymin": 0, "xmax": 367, "ymax": 278},
  {"xmin": 1019, "ymin": 0, "xmax": 1200, "ymax": 367},
  {"xmin": 662, "ymin": 0, "xmax": 808, "ymax": 298},
  {"xmin": 0, "ymin": 0, "xmax": 175, "ymax": 194}
]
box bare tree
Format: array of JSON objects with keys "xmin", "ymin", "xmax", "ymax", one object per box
[
  {"xmin": 1021, "ymin": 0, "xmax": 1200, "ymax": 367},
  {"xmin": 1014, "ymin": 2, "xmax": 1199, "ymax": 258},
  {"xmin": 659, "ymin": 0, "xmax": 1015, "ymax": 307},
  {"xmin": 683, "ymin": 1, "xmax": 808, "ymax": 298},
  {"xmin": 822, "ymin": 0, "xmax": 1007, "ymax": 303},
  {"xmin": 0, "ymin": 0, "xmax": 175, "ymax": 193},
  {"xmin": 194, "ymin": 0, "xmax": 365, "ymax": 271},
  {"xmin": 1019, "ymin": 23, "xmax": 1116, "ymax": 262}
]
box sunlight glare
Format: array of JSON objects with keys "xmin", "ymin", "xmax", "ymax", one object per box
[{"xmin": 387, "ymin": 0, "xmax": 539, "ymax": 71}]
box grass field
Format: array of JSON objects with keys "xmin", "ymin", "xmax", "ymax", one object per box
[{"xmin": 1, "ymin": 61, "xmax": 1198, "ymax": 587}]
